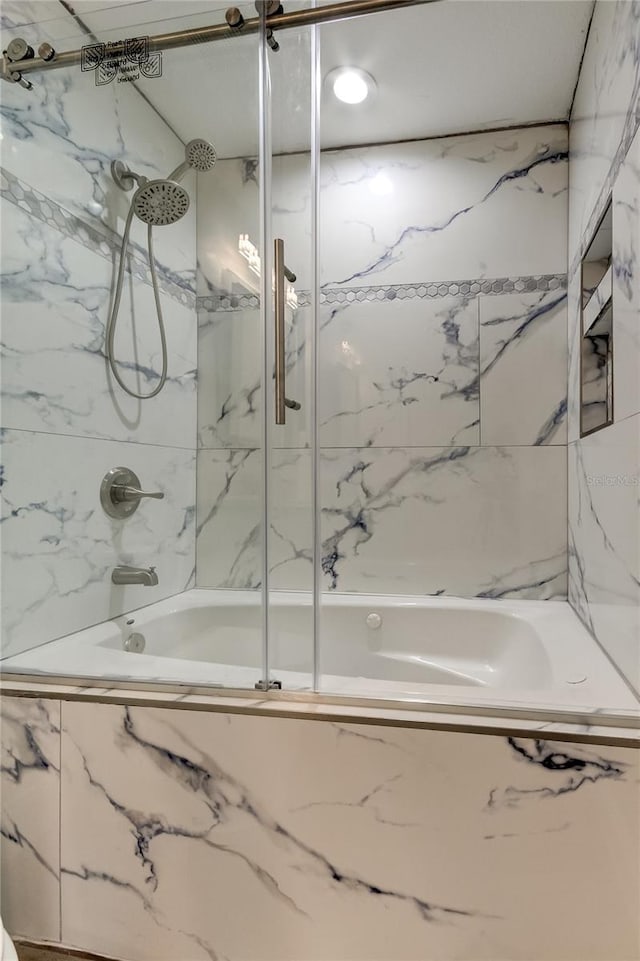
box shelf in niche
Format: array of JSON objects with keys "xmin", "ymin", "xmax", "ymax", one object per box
[{"xmin": 580, "ymin": 201, "xmax": 613, "ymax": 437}]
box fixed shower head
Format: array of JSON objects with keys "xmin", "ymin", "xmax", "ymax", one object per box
[
  {"xmin": 132, "ymin": 179, "xmax": 190, "ymax": 226},
  {"xmin": 167, "ymin": 138, "xmax": 217, "ymax": 182},
  {"xmin": 185, "ymin": 138, "xmax": 217, "ymax": 171}
]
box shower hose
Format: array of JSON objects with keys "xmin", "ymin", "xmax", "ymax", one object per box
[{"xmin": 105, "ymin": 203, "xmax": 168, "ymax": 400}]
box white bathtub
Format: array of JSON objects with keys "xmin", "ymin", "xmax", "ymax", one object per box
[{"xmin": 3, "ymin": 590, "xmax": 638, "ymax": 713}]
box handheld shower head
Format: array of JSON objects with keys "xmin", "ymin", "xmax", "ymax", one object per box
[
  {"xmin": 107, "ymin": 139, "xmax": 213, "ymax": 401},
  {"xmin": 167, "ymin": 138, "xmax": 217, "ymax": 182},
  {"xmin": 132, "ymin": 179, "xmax": 190, "ymax": 226}
]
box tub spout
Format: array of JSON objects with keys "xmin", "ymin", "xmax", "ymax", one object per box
[{"xmin": 112, "ymin": 565, "xmax": 158, "ymax": 586}]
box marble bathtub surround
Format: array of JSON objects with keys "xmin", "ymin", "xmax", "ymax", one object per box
[
  {"xmin": 479, "ymin": 289, "xmax": 568, "ymax": 447},
  {"xmin": 567, "ymin": 0, "xmax": 640, "ymax": 696},
  {"xmin": 197, "ymin": 448, "xmax": 314, "ymax": 591},
  {"xmin": 197, "ymin": 445, "xmax": 567, "ymax": 598},
  {"xmin": 318, "ymin": 294, "xmax": 480, "ymax": 449},
  {"xmin": 0, "ymin": 4, "xmax": 197, "ymax": 294},
  {"xmin": 2, "ymin": 695, "xmax": 638, "ymax": 961},
  {"xmin": 197, "ymin": 125, "xmax": 568, "ymax": 296},
  {"xmin": 1, "ymin": 199, "xmax": 197, "ymax": 449},
  {"xmin": 317, "ymin": 131, "xmax": 568, "ymax": 290},
  {"xmin": 0, "ymin": 167, "xmax": 196, "ymax": 308},
  {"xmin": 1, "ymin": 428, "xmax": 196, "ymax": 660},
  {"xmin": 197, "ymin": 275, "xmax": 567, "ymax": 452},
  {"xmin": 196, "ymin": 124, "xmax": 569, "ymax": 598},
  {"xmin": 2, "ymin": 676, "xmax": 639, "ymax": 741},
  {"xmin": 0, "ymin": 698, "xmax": 61, "ymax": 943},
  {"xmin": 319, "ymin": 446, "xmax": 567, "ymax": 597},
  {"xmin": 568, "ymin": 415, "xmax": 640, "ymax": 694},
  {"xmin": 568, "ymin": 0, "xmax": 640, "ymax": 270},
  {"xmin": 0, "ymin": 0, "xmax": 199, "ymax": 662}
]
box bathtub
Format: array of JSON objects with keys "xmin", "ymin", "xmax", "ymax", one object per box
[{"xmin": 3, "ymin": 590, "xmax": 638, "ymax": 714}]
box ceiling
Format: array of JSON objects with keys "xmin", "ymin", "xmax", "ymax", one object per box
[{"xmin": 7, "ymin": 0, "xmax": 594, "ymax": 156}]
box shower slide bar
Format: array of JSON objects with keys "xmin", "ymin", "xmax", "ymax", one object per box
[{"xmin": 2, "ymin": 0, "xmax": 440, "ymax": 84}]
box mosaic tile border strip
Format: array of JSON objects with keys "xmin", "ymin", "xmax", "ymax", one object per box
[
  {"xmin": 318, "ymin": 274, "xmax": 567, "ymax": 305},
  {"xmin": 198, "ymin": 291, "xmax": 260, "ymax": 312},
  {"xmin": 0, "ymin": 166, "xmax": 196, "ymax": 310},
  {"xmin": 569, "ymin": 98, "xmax": 640, "ymax": 279},
  {"xmin": 197, "ymin": 274, "xmax": 567, "ymax": 313}
]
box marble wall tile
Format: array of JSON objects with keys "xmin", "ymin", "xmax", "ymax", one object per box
[
  {"xmin": 567, "ymin": 0, "xmax": 640, "ymax": 696},
  {"xmin": 319, "ymin": 295, "xmax": 479, "ymax": 448},
  {"xmin": 198, "ymin": 307, "xmax": 261, "ymax": 450},
  {"xmin": 0, "ymin": 168, "xmax": 195, "ymax": 309},
  {"xmin": 1, "ymin": 430, "xmax": 196, "ymax": 659},
  {"xmin": 197, "ymin": 126, "xmax": 568, "ymax": 297},
  {"xmin": 320, "ymin": 446, "xmax": 567, "ymax": 598},
  {"xmin": 569, "ymin": 0, "xmax": 640, "ymax": 264},
  {"xmin": 479, "ymin": 289, "xmax": 568, "ymax": 446},
  {"xmin": 1, "ymin": 199, "xmax": 197, "ymax": 450},
  {"xmin": 568, "ymin": 415, "xmax": 640, "ymax": 695},
  {"xmin": 0, "ymin": 697, "xmax": 61, "ymax": 942},
  {"xmin": 198, "ymin": 280, "xmax": 567, "ymax": 456},
  {"xmin": 59, "ymin": 701, "xmax": 640, "ymax": 961},
  {"xmin": 0, "ymin": 5, "xmax": 197, "ymax": 290},
  {"xmin": 196, "ymin": 123, "xmax": 569, "ymax": 602},
  {"xmin": 0, "ymin": 1, "xmax": 200, "ymax": 665},
  {"xmin": 196, "ymin": 158, "xmax": 261, "ymax": 298},
  {"xmin": 613, "ymin": 124, "xmax": 640, "ymax": 422},
  {"xmin": 198, "ymin": 303, "xmax": 311, "ymax": 451},
  {"xmin": 317, "ymin": 125, "xmax": 568, "ymax": 288},
  {"xmin": 196, "ymin": 448, "xmax": 261, "ymax": 589},
  {"xmin": 196, "ymin": 448, "xmax": 313, "ymax": 591},
  {"xmin": 197, "ymin": 445, "xmax": 567, "ymax": 599}
]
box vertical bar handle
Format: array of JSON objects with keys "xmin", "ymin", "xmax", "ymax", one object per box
[{"xmin": 274, "ymin": 238, "xmax": 286, "ymax": 425}]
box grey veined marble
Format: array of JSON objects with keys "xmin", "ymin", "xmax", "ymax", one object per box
[
  {"xmin": 196, "ymin": 445, "xmax": 567, "ymax": 599},
  {"xmin": 22, "ymin": 700, "xmax": 637, "ymax": 961}
]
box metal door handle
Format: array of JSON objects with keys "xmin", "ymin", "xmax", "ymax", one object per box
[{"xmin": 274, "ymin": 238, "xmax": 301, "ymax": 424}]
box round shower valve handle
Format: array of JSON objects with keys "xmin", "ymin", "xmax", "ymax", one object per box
[{"xmin": 100, "ymin": 467, "xmax": 164, "ymax": 519}]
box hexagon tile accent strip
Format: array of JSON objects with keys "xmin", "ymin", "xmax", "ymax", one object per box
[
  {"xmin": 0, "ymin": 166, "xmax": 196, "ymax": 309},
  {"xmin": 317, "ymin": 275, "xmax": 567, "ymax": 304},
  {"xmin": 196, "ymin": 274, "xmax": 567, "ymax": 313}
]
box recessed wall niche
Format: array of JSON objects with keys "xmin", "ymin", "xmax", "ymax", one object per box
[{"xmin": 580, "ymin": 201, "xmax": 613, "ymax": 436}]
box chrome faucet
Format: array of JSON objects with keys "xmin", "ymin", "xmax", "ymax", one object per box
[{"xmin": 112, "ymin": 565, "xmax": 158, "ymax": 586}]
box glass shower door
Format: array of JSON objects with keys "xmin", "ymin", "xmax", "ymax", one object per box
[
  {"xmin": 194, "ymin": 10, "xmax": 269, "ymax": 690},
  {"xmin": 263, "ymin": 15, "xmax": 318, "ymax": 692},
  {"xmin": 0, "ymin": 1, "xmax": 271, "ymax": 691}
]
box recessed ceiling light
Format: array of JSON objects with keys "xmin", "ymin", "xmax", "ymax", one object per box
[{"xmin": 327, "ymin": 67, "xmax": 375, "ymax": 105}]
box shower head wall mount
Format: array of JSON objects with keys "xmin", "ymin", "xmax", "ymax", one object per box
[{"xmin": 111, "ymin": 159, "xmax": 148, "ymax": 191}]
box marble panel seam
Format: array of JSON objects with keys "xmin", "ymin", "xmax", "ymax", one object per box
[{"xmin": 3, "ymin": 425, "xmax": 197, "ymax": 454}]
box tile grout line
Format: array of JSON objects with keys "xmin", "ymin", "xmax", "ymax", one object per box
[{"xmin": 3, "ymin": 425, "xmax": 197, "ymax": 454}]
